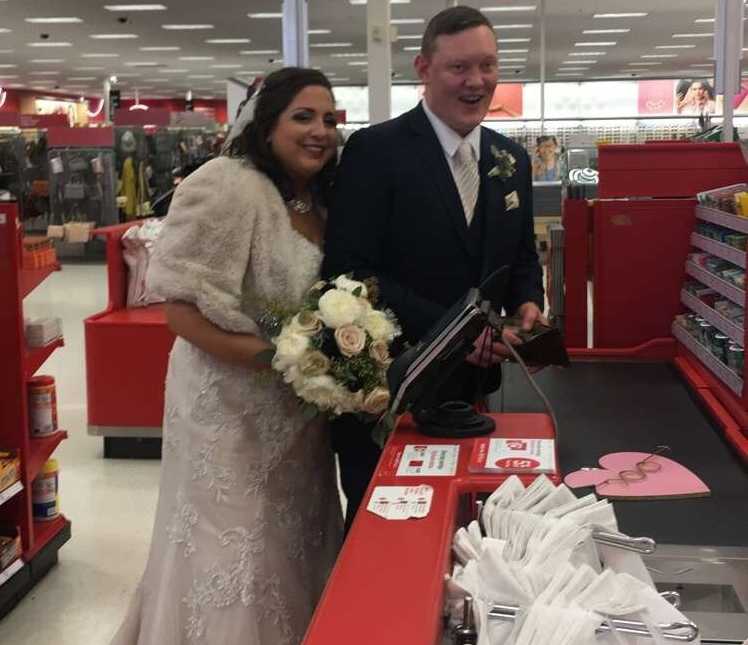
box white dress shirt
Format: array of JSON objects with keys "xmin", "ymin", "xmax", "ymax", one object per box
[{"xmin": 422, "ymin": 99, "xmax": 482, "ymax": 186}]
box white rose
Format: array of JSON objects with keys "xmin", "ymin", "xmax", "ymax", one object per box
[
  {"xmin": 296, "ymin": 375, "xmax": 340, "ymax": 411},
  {"xmin": 362, "ymin": 387, "xmax": 391, "ymax": 416},
  {"xmin": 333, "ymin": 275, "xmax": 368, "ymax": 299},
  {"xmin": 288, "ymin": 310, "xmax": 323, "ymax": 336},
  {"xmin": 317, "ymin": 289, "xmax": 364, "ymax": 329},
  {"xmin": 272, "ymin": 332, "xmax": 309, "ymax": 371},
  {"xmin": 362, "ymin": 310, "xmax": 397, "ymax": 342}
]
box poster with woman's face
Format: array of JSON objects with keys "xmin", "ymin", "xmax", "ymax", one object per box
[
  {"xmin": 532, "ymin": 136, "xmax": 560, "ymax": 183},
  {"xmin": 676, "ymin": 79, "xmax": 716, "ymax": 115}
]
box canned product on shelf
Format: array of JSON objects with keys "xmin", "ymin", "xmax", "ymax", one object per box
[
  {"xmin": 27, "ymin": 375, "xmax": 58, "ymax": 438},
  {"xmin": 32, "ymin": 459, "xmax": 59, "ymax": 522}
]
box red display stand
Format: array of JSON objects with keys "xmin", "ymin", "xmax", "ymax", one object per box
[
  {"xmin": 0, "ymin": 203, "xmax": 70, "ymax": 615},
  {"xmin": 84, "ymin": 222, "xmax": 174, "ymax": 454},
  {"xmin": 598, "ymin": 142, "xmax": 748, "ymax": 199},
  {"xmin": 304, "ymin": 413, "xmax": 557, "ymax": 645}
]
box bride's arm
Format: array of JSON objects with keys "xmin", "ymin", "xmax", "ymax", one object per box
[{"xmin": 165, "ymin": 302, "xmax": 273, "ymax": 369}]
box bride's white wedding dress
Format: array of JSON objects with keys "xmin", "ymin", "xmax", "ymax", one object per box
[{"xmin": 111, "ymin": 157, "xmax": 343, "ymax": 645}]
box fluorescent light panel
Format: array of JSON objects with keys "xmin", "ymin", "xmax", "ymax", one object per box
[
  {"xmin": 25, "ymin": 17, "xmax": 82, "ymax": 24},
  {"xmin": 493, "ymin": 24, "xmax": 533, "ymax": 29},
  {"xmin": 310, "ymin": 42, "xmax": 354, "ymax": 48},
  {"xmin": 179, "ymin": 56, "xmax": 215, "ymax": 60},
  {"xmin": 81, "ymin": 53, "xmax": 119, "ymax": 57},
  {"xmin": 497, "ymin": 38, "xmax": 531, "ymax": 43},
  {"xmin": 481, "ymin": 5, "xmax": 536, "ymax": 11},
  {"xmin": 205, "ymin": 39, "xmax": 250, "ymax": 44},
  {"xmin": 90, "ymin": 34, "xmax": 139, "ymax": 39},
  {"xmin": 27, "ymin": 42, "xmax": 73, "ymax": 47},
  {"xmin": 498, "ymin": 49, "xmax": 529, "ymax": 53},
  {"xmin": 583, "ymin": 29, "xmax": 630, "ymax": 34},
  {"xmin": 391, "ymin": 18, "xmax": 424, "ymax": 24},
  {"xmin": 247, "ymin": 13, "xmax": 282, "ymax": 18},
  {"xmin": 104, "ymin": 4, "xmax": 167, "ymax": 10},
  {"xmin": 162, "ymin": 24, "xmax": 214, "ymax": 30},
  {"xmin": 140, "ymin": 46, "xmax": 180, "ymax": 51},
  {"xmin": 655, "ymin": 44, "xmax": 696, "ymax": 49},
  {"xmin": 593, "ymin": 13, "xmax": 648, "ymax": 18},
  {"xmin": 308, "ymin": 29, "xmax": 332, "ymax": 34},
  {"xmin": 30, "ymin": 59, "xmax": 65, "ymax": 63},
  {"xmin": 673, "ymin": 33, "xmax": 713, "ymax": 38},
  {"xmin": 240, "ymin": 50, "xmax": 280, "ymax": 55},
  {"xmin": 575, "ymin": 42, "xmax": 616, "ymax": 46},
  {"xmin": 568, "ymin": 51, "xmax": 605, "ymax": 56}
]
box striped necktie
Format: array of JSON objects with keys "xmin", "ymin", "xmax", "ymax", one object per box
[{"xmin": 454, "ymin": 140, "xmax": 480, "ymax": 226}]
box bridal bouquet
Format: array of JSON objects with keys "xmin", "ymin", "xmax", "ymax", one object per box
[{"xmin": 266, "ymin": 275, "xmax": 401, "ymax": 419}]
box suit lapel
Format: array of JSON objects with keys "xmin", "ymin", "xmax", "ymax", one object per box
[
  {"xmin": 480, "ymin": 130, "xmax": 509, "ymax": 278},
  {"xmin": 408, "ymin": 104, "xmax": 472, "ymax": 256}
]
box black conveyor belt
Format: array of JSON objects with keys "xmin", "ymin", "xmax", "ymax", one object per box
[{"xmin": 490, "ymin": 362, "xmax": 748, "ymax": 546}]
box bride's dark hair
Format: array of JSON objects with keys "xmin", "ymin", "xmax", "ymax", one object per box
[{"xmin": 227, "ymin": 67, "xmax": 337, "ymax": 207}]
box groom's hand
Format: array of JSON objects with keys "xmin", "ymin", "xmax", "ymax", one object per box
[{"xmin": 466, "ymin": 327, "xmax": 515, "ymax": 367}]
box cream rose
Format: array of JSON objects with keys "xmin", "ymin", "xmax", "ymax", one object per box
[
  {"xmin": 272, "ymin": 332, "xmax": 309, "ymax": 371},
  {"xmin": 335, "ymin": 324, "xmax": 367, "ymax": 357},
  {"xmin": 362, "ymin": 310, "xmax": 397, "ymax": 342},
  {"xmin": 318, "ymin": 289, "xmax": 364, "ymax": 329},
  {"xmin": 369, "ymin": 340, "xmax": 392, "ymax": 367},
  {"xmin": 288, "ymin": 310, "xmax": 323, "ymax": 336},
  {"xmin": 334, "ymin": 275, "xmax": 368, "ymax": 299},
  {"xmin": 298, "ymin": 350, "xmax": 331, "ymax": 377},
  {"xmin": 362, "ymin": 387, "xmax": 390, "ymax": 416},
  {"xmin": 310, "ymin": 280, "xmax": 327, "ymax": 292},
  {"xmin": 296, "ymin": 375, "xmax": 341, "ymax": 411}
]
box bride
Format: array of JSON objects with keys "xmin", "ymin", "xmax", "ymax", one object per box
[{"xmin": 111, "ymin": 67, "xmax": 343, "ymax": 645}]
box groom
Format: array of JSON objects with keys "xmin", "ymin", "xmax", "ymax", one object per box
[{"xmin": 322, "ymin": 6, "xmax": 544, "ymax": 531}]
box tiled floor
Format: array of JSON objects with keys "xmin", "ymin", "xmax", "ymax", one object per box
[{"xmin": 0, "ymin": 264, "xmax": 161, "ymax": 645}]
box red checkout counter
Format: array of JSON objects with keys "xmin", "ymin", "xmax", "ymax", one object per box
[{"xmin": 304, "ymin": 412, "xmax": 557, "ymax": 645}]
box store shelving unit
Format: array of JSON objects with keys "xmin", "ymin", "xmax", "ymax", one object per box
[
  {"xmin": 675, "ymin": 203, "xmax": 748, "ymax": 434},
  {"xmin": 0, "ymin": 202, "xmax": 70, "ymax": 618}
]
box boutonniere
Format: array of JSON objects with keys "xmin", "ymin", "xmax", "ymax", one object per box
[{"xmin": 487, "ymin": 145, "xmax": 516, "ymax": 180}]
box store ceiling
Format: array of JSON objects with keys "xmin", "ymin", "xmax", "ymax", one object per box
[{"xmin": 0, "ymin": 0, "xmax": 740, "ymax": 99}]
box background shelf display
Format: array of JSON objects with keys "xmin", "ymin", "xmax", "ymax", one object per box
[
  {"xmin": 0, "ymin": 482, "xmax": 22, "ymax": 509},
  {"xmin": 685, "ymin": 261, "xmax": 745, "ymax": 307},
  {"xmin": 20, "ymin": 264, "xmax": 60, "ymax": 300},
  {"xmin": 681, "ymin": 290, "xmax": 745, "ymax": 346},
  {"xmin": 673, "ymin": 323, "xmax": 744, "ymax": 396},
  {"xmin": 696, "ymin": 205, "xmax": 748, "ymax": 234},
  {"xmin": 690, "ymin": 233, "xmax": 747, "ymax": 268}
]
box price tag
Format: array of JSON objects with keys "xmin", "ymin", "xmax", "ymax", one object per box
[{"xmin": 366, "ymin": 485, "xmax": 434, "ymax": 520}]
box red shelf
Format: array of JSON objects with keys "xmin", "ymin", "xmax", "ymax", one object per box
[
  {"xmin": 26, "ymin": 515, "xmax": 66, "ymax": 561},
  {"xmin": 26, "ymin": 431, "xmax": 67, "ymax": 482},
  {"xmin": 19, "ymin": 264, "xmax": 60, "ymax": 300},
  {"xmin": 24, "ymin": 337, "xmax": 64, "ymax": 379}
]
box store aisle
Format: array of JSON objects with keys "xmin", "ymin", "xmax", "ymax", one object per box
[{"xmin": 0, "ymin": 265, "xmax": 161, "ymax": 645}]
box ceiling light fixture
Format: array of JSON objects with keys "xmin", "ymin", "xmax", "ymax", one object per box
[
  {"xmin": 104, "ymin": 4, "xmax": 167, "ymax": 10},
  {"xmin": 25, "ymin": 17, "xmax": 82, "ymax": 24},
  {"xmin": 695, "ymin": 18, "xmax": 715, "ymax": 23},
  {"xmin": 81, "ymin": 53, "xmax": 119, "ymax": 57},
  {"xmin": 162, "ymin": 24, "xmax": 214, "ymax": 30},
  {"xmin": 641, "ymin": 54, "xmax": 677, "ymax": 58},
  {"xmin": 125, "ymin": 61, "xmax": 160, "ymax": 66},
  {"xmin": 30, "ymin": 59, "xmax": 65, "ymax": 63},
  {"xmin": 27, "ymin": 42, "xmax": 73, "ymax": 47},
  {"xmin": 308, "ymin": 29, "xmax": 332, "ymax": 35},
  {"xmin": 140, "ymin": 46, "xmax": 180, "ymax": 51},
  {"xmin": 500, "ymin": 57, "xmax": 527, "ymax": 62},
  {"xmin": 310, "ymin": 42, "xmax": 354, "ymax": 48},
  {"xmin": 240, "ymin": 50, "xmax": 280, "ymax": 55},
  {"xmin": 583, "ymin": 29, "xmax": 630, "ymax": 34},
  {"xmin": 179, "ymin": 56, "xmax": 215, "ymax": 61},
  {"xmin": 655, "ymin": 44, "xmax": 696, "ymax": 49},
  {"xmin": 90, "ymin": 34, "xmax": 139, "ymax": 39},
  {"xmin": 68, "ymin": 76, "xmax": 97, "ymax": 81},
  {"xmin": 574, "ymin": 41, "xmax": 617, "ymax": 46},
  {"xmin": 211, "ymin": 64, "xmax": 243, "ymax": 69},
  {"xmin": 593, "ymin": 12, "xmax": 648, "ymax": 18},
  {"xmin": 481, "ymin": 5, "xmax": 536, "ymax": 11},
  {"xmin": 0, "ymin": 64, "xmax": 16, "ymax": 68},
  {"xmin": 391, "ymin": 18, "xmax": 425, "ymax": 24},
  {"xmin": 672, "ymin": 33, "xmax": 713, "ymax": 38},
  {"xmin": 247, "ymin": 13, "xmax": 283, "ymax": 18},
  {"xmin": 493, "ymin": 24, "xmax": 533, "ymax": 29},
  {"xmin": 348, "ymin": 61, "xmax": 368, "ymax": 66},
  {"xmin": 497, "ymin": 38, "xmax": 531, "ymax": 43},
  {"xmin": 402, "ymin": 46, "xmax": 420, "ymax": 51},
  {"xmin": 498, "ymin": 48, "xmax": 529, "ymax": 53},
  {"xmin": 205, "ymin": 38, "xmax": 251, "ymax": 44},
  {"xmin": 331, "ymin": 52, "xmax": 367, "ymax": 58}
]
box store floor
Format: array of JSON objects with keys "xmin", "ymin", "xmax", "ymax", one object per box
[{"xmin": 0, "ymin": 265, "xmax": 162, "ymax": 645}]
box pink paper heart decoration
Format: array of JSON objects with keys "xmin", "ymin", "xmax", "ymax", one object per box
[{"xmin": 564, "ymin": 452, "xmax": 710, "ymax": 500}]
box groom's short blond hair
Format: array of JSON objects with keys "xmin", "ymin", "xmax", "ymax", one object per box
[{"xmin": 421, "ymin": 6, "xmax": 493, "ymax": 58}]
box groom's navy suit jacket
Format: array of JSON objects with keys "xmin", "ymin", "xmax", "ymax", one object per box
[{"xmin": 323, "ymin": 102, "xmax": 544, "ymax": 399}]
